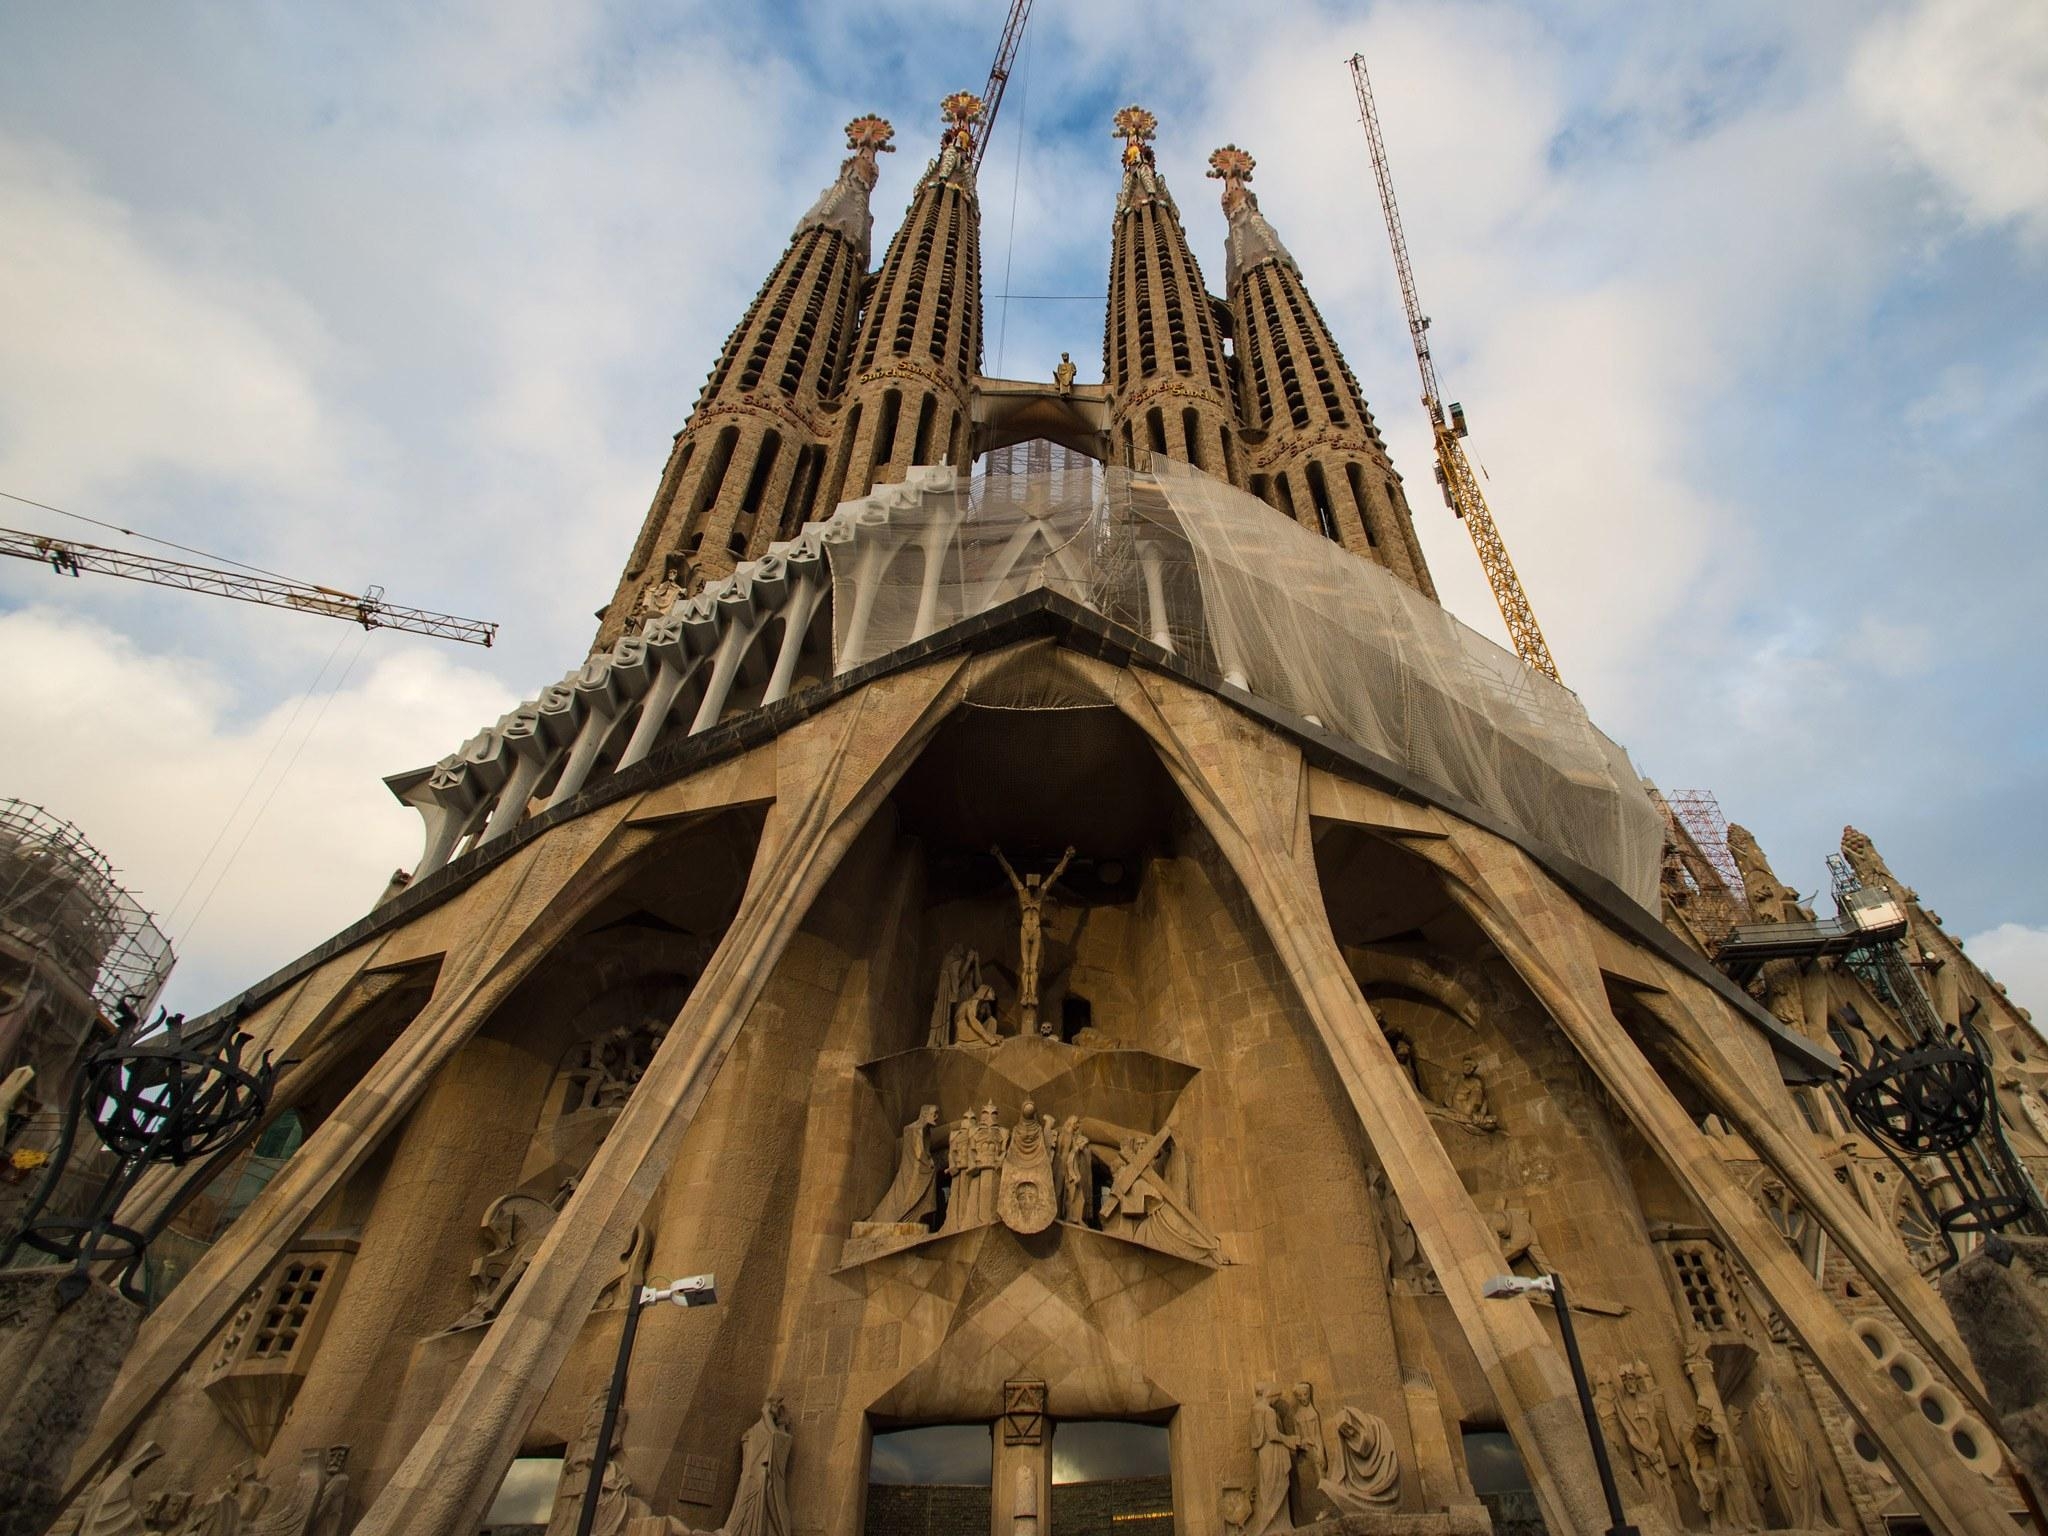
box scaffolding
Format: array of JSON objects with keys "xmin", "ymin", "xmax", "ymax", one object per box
[
  {"xmin": 1653, "ymin": 788, "xmax": 1748, "ymax": 948},
  {"xmin": 0, "ymin": 799, "xmax": 175, "ymax": 1021}
]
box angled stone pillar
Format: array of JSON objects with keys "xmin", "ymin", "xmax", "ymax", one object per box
[
  {"xmin": 61, "ymin": 796, "xmax": 666, "ymax": 1507},
  {"xmin": 1416, "ymin": 824, "xmax": 2019, "ymax": 1536},
  {"xmin": 1111, "ymin": 671, "xmax": 1625, "ymax": 1536},
  {"xmin": 350, "ymin": 658, "xmax": 971, "ymax": 1536}
]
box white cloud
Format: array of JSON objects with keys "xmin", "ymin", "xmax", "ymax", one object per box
[
  {"xmin": 1851, "ymin": 0, "xmax": 2048, "ymax": 245},
  {"xmin": 0, "ymin": 606, "xmax": 513, "ymax": 1013},
  {"xmin": 0, "ymin": 135, "xmax": 338, "ymax": 503},
  {"xmin": 1963, "ymin": 923, "xmax": 2048, "ymax": 1020}
]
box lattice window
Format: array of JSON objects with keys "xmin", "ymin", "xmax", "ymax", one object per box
[
  {"xmin": 251, "ymin": 1259, "xmax": 329, "ymax": 1360},
  {"xmin": 1669, "ymin": 1244, "xmax": 1731, "ymax": 1332}
]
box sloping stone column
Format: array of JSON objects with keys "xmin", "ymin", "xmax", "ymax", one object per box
[
  {"xmin": 352, "ymin": 660, "xmax": 969, "ymax": 1536},
  {"xmin": 1417, "ymin": 823, "xmax": 2019, "ymax": 1536},
  {"xmin": 62, "ymin": 796, "xmax": 666, "ymax": 1506},
  {"xmin": 1112, "ymin": 671, "xmax": 1628, "ymax": 1536}
]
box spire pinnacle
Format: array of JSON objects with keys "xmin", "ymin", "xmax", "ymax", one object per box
[
  {"xmin": 795, "ymin": 113, "xmax": 893, "ymax": 263},
  {"xmin": 842, "ymin": 114, "xmax": 896, "ymax": 190},
  {"xmin": 1113, "ymin": 105, "xmax": 1159, "ymax": 170},
  {"xmin": 1207, "ymin": 144, "xmax": 1255, "ymax": 215},
  {"xmin": 940, "ymin": 91, "xmax": 985, "ymax": 157}
]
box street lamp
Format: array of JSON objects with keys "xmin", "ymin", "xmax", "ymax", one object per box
[
  {"xmin": 575, "ymin": 1272, "xmax": 717, "ymax": 1536},
  {"xmin": 1484, "ymin": 1271, "xmax": 1640, "ymax": 1536}
]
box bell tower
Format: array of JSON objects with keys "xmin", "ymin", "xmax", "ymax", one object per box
[
  {"xmin": 1103, "ymin": 107, "xmax": 1241, "ymax": 483},
  {"xmin": 596, "ymin": 115, "xmax": 893, "ymax": 647},
  {"xmin": 817, "ymin": 92, "xmax": 986, "ymax": 510},
  {"xmin": 1210, "ymin": 145, "xmax": 1435, "ymax": 596}
]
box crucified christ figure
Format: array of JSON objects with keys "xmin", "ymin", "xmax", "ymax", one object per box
[{"xmin": 992, "ymin": 844, "xmax": 1075, "ymax": 1031}]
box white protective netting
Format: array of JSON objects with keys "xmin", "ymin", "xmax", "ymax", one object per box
[{"xmin": 822, "ymin": 447, "xmax": 1662, "ymax": 908}]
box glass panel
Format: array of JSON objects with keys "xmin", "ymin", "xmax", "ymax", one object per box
[
  {"xmin": 1461, "ymin": 1430, "xmax": 1532, "ymax": 1495},
  {"xmin": 1050, "ymin": 1421, "xmax": 1172, "ymax": 1536},
  {"xmin": 866, "ymin": 1424, "xmax": 993, "ymax": 1536},
  {"xmin": 867, "ymin": 1423, "xmax": 994, "ymax": 1484},
  {"xmin": 481, "ymin": 1456, "xmax": 563, "ymax": 1530}
]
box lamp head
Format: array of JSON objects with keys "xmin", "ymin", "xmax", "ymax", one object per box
[{"xmin": 1483, "ymin": 1274, "xmax": 1556, "ymax": 1300}]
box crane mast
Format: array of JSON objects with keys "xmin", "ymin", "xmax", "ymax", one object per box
[
  {"xmin": 1347, "ymin": 53, "xmax": 1561, "ymax": 685},
  {"xmin": 972, "ymin": 0, "xmax": 1035, "ymax": 170},
  {"xmin": 1, "ymin": 525, "xmax": 499, "ymax": 646}
]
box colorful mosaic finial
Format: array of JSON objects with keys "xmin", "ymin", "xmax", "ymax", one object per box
[
  {"xmin": 940, "ymin": 91, "xmax": 985, "ymax": 155},
  {"xmin": 1113, "ymin": 105, "xmax": 1159, "ymax": 168},
  {"xmin": 1208, "ymin": 144, "xmax": 1256, "ymax": 214}
]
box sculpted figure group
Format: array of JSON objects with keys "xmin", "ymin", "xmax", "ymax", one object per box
[{"xmin": 1236, "ymin": 1380, "xmax": 1399, "ymax": 1536}]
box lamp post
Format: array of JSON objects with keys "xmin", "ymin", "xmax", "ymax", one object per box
[
  {"xmin": 575, "ymin": 1272, "xmax": 717, "ymax": 1536},
  {"xmin": 1484, "ymin": 1271, "xmax": 1639, "ymax": 1536}
]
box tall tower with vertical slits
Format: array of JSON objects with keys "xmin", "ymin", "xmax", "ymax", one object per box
[
  {"xmin": 816, "ymin": 93, "xmax": 986, "ymax": 512},
  {"xmin": 1102, "ymin": 107, "xmax": 1241, "ymax": 484},
  {"xmin": 594, "ymin": 116, "xmax": 893, "ymax": 648},
  {"xmin": 1209, "ymin": 145, "xmax": 1436, "ymax": 597}
]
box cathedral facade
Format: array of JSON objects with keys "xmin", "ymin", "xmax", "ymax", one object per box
[{"xmin": 39, "ymin": 90, "xmax": 2048, "ymax": 1536}]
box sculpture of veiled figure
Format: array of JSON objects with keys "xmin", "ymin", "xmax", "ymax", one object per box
[
  {"xmin": 1321, "ymin": 1406, "xmax": 1401, "ymax": 1514},
  {"xmin": 863, "ymin": 1104, "xmax": 939, "ymax": 1227},
  {"xmin": 1248, "ymin": 1383, "xmax": 1300, "ymax": 1536},
  {"xmin": 952, "ymin": 984, "xmax": 1002, "ymax": 1048},
  {"xmin": 997, "ymin": 1098, "xmax": 1058, "ymax": 1233},
  {"xmin": 1746, "ymin": 1381, "xmax": 1824, "ymax": 1530},
  {"xmin": 723, "ymin": 1396, "xmax": 794, "ymax": 1536},
  {"xmin": 548, "ymin": 1400, "xmax": 646, "ymax": 1536}
]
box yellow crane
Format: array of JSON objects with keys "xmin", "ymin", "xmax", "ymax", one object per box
[{"xmin": 1348, "ymin": 53, "xmax": 1561, "ymax": 684}]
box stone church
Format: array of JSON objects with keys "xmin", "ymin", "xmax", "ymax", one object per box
[{"xmin": 32, "ymin": 87, "xmax": 2048, "ymax": 1536}]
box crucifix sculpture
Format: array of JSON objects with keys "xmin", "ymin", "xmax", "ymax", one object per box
[{"xmin": 992, "ymin": 844, "xmax": 1076, "ymax": 1035}]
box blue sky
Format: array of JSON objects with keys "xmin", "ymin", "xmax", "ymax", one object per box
[{"xmin": 1, "ymin": 0, "xmax": 2043, "ymax": 1016}]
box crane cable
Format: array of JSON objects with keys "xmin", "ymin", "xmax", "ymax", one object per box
[{"xmin": 992, "ymin": 24, "xmax": 1032, "ymax": 375}]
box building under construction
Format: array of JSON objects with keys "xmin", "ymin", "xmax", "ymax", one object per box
[{"xmin": 22, "ymin": 55, "xmax": 2048, "ymax": 1536}]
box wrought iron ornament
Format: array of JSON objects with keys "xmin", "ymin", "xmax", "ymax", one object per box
[{"xmin": 2, "ymin": 1007, "xmax": 276, "ymax": 1304}]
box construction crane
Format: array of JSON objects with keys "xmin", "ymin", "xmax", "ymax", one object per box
[
  {"xmin": 972, "ymin": 0, "xmax": 1035, "ymax": 170},
  {"xmin": 1, "ymin": 525, "xmax": 498, "ymax": 647},
  {"xmin": 1347, "ymin": 53, "xmax": 1561, "ymax": 685}
]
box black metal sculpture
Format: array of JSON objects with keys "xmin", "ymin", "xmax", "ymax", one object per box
[
  {"xmin": 2, "ymin": 1007, "xmax": 275, "ymax": 1304},
  {"xmin": 1825, "ymin": 857, "xmax": 2046, "ymax": 1269}
]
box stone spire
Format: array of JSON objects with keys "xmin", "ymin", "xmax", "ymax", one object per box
[
  {"xmin": 1211, "ymin": 144, "xmax": 1435, "ymax": 596},
  {"xmin": 816, "ymin": 92, "xmax": 986, "ymax": 510},
  {"xmin": 1103, "ymin": 108, "xmax": 1241, "ymax": 483},
  {"xmin": 596, "ymin": 116, "xmax": 893, "ymax": 646}
]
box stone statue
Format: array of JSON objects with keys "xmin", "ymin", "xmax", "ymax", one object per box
[
  {"xmin": 992, "ymin": 844, "xmax": 1075, "ymax": 1029},
  {"xmin": 180, "ymin": 1459, "xmax": 267, "ymax": 1536},
  {"xmin": 1593, "ymin": 1374, "xmax": 1628, "ymax": 1479},
  {"xmin": 1370, "ymin": 1168, "xmax": 1434, "ymax": 1292},
  {"xmin": 952, "ymin": 983, "xmax": 1002, "ymax": 1047},
  {"xmin": 1489, "ymin": 1203, "xmax": 1552, "ymax": 1276},
  {"xmin": 1248, "ymin": 1383, "xmax": 1300, "ymax": 1536},
  {"xmin": 57, "ymin": 1441, "xmax": 164, "ymax": 1536},
  {"xmin": 141, "ymin": 1491, "xmax": 192, "ymax": 1535},
  {"xmin": 1384, "ymin": 1030, "xmax": 1420, "ymax": 1092},
  {"xmin": 724, "ymin": 1396, "xmax": 794, "ymax": 1536},
  {"xmin": 634, "ymin": 577, "xmax": 682, "ymax": 626},
  {"xmin": 1100, "ymin": 1128, "xmax": 1220, "ymax": 1262},
  {"xmin": 1290, "ymin": 1382, "xmax": 1327, "ymax": 1497},
  {"xmin": 549, "ymin": 1401, "xmax": 646, "ymax": 1536},
  {"xmin": 246, "ymin": 1447, "xmax": 350, "ymax": 1536},
  {"xmin": 998, "ymin": 1098, "xmax": 1058, "ymax": 1233},
  {"xmin": 970, "ymin": 1102, "xmax": 1011, "ymax": 1226},
  {"xmin": 563, "ymin": 1023, "xmax": 664, "ymax": 1114},
  {"xmin": 943, "ymin": 1110, "xmax": 977, "ymax": 1231},
  {"xmin": 1617, "ymin": 1361, "xmax": 1679, "ymax": 1525},
  {"xmin": 928, "ymin": 945, "xmax": 982, "ymax": 1046},
  {"xmin": 1057, "ymin": 1113, "xmax": 1092, "ymax": 1225},
  {"xmin": 1444, "ymin": 1057, "xmax": 1498, "ymax": 1132},
  {"xmin": 1684, "ymin": 1406, "xmax": 1736, "ymax": 1529},
  {"xmin": 864, "ymin": 1104, "xmax": 939, "ymax": 1227},
  {"xmin": 1683, "ymin": 1344, "xmax": 1760, "ymax": 1530},
  {"xmin": 1746, "ymin": 1382, "xmax": 1823, "ymax": 1530},
  {"xmin": 455, "ymin": 1189, "xmax": 563, "ymax": 1328},
  {"xmin": 1053, "ymin": 352, "xmax": 1076, "ymax": 396},
  {"xmin": 1321, "ymin": 1406, "xmax": 1401, "ymax": 1515}
]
